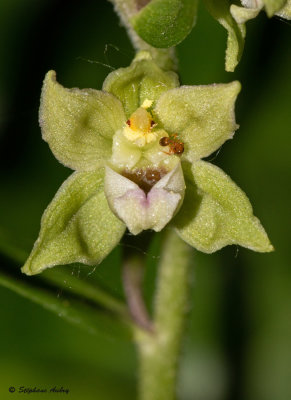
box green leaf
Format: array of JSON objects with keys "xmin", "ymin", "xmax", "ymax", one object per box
[
  {"xmin": 0, "ymin": 226, "xmax": 28, "ymax": 265},
  {"xmin": 42, "ymin": 268, "xmax": 128, "ymax": 316},
  {"xmin": 204, "ymin": 0, "xmax": 245, "ymax": 72},
  {"xmin": 174, "ymin": 161, "xmax": 273, "ymax": 253},
  {"xmin": 40, "ymin": 71, "xmax": 126, "ymax": 171},
  {"xmin": 132, "ymin": 0, "xmax": 198, "ymax": 48},
  {"xmin": 103, "ymin": 51, "xmax": 179, "ymax": 118},
  {"xmin": 263, "ymin": 0, "xmax": 287, "ymax": 16},
  {"xmin": 154, "ymin": 81, "xmax": 241, "ymax": 162},
  {"xmin": 0, "ymin": 268, "xmax": 132, "ymax": 340},
  {"xmin": 22, "ymin": 169, "xmax": 125, "ymax": 275}
]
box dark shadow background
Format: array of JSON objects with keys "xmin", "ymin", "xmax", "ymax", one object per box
[{"xmin": 0, "ymin": 1, "xmax": 290, "ymax": 399}]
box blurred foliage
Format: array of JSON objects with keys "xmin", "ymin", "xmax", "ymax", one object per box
[{"xmin": 0, "ymin": 0, "xmax": 290, "ymax": 399}]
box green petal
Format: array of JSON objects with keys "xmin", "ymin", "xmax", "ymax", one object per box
[
  {"xmin": 22, "ymin": 170, "xmax": 125, "ymax": 275},
  {"xmin": 40, "ymin": 71, "xmax": 126, "ymax": 171},
  {"xmin": 132, "ymin": 0, "xmax": 198, "ymax": 48},
  {"xmin": 174, "ymin": 161, "xmax": 273, "ymax": 253},
  {"xmin": 102, "ymin": 51, "xmax": 179, "ymax": 117},
  {"xmin": 154, "ymin": 82, "xmax": 241, "ymax": 162},
  {"xmin": 263, "ymin": 0, "xmax": 287, "ymax": 16},
  {"xmin": 204, "ymin": 0, "xmax": 245, "ymax": 72}
]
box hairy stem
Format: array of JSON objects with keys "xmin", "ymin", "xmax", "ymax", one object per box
[
  {"xmin": 108, "ymin": 0, "xmax": 177, "ymax": 70},
  {"xmin": 135, "ymin": 230, "xmax": 192, "ymax": 400}
]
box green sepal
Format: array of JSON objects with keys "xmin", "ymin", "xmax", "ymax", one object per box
[
  {"xmin": 204, "ymin": 0, "xmax": 245, "ymax": 72},
  {"xmin": 22, "ymin": 169, "xmax": 125, "ymax": 275},
  {"xmin": 174, "ymin": 161, "xmax": 273, "ymax": 253},
  {"xmin": 154, "ymin": 81, "xmax": 241, "ymax": 162},
  {"xmin": 40, "ymin": 71, "xmax": 126, "ymax": 171},
  {"xmin": 103, "ymin": 52, "xmax": 179, "ymax": 117},
  {"xmin": 132, "ymin": 0, "xmax": 198, "ymax": 48}
]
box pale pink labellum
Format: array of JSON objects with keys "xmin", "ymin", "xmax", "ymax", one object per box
[{"xmin": 104, "ymin": 163, "xmax": 185, "ymax": 234}]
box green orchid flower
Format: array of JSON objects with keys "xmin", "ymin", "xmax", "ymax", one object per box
[
  {"xmin": 22, "ymin": 51, "xmax": 273, "ymax": 276},
  {"xmin": 230, "ymin": 0, "xmax": 291, "ymax": 29},
  {"xmin": 231, "ymin": 0, "xmax": 291, "ymax": 22},
  {"xmin": 205, "ymin": 0, "xmax": 290, "ymax": 72}
]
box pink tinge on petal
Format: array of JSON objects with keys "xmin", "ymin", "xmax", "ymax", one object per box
[
  {"xmin": 118, "ymin": 188, "xmax": 148, "ymax": 208},
  {"xmin": 114, "ymin": 186, "xmax": 181, "ymax": 234},
  {"xmin": 118, "ymin": 187, "xmax": 178, "ymax": 209},
  {"xmin": 113, "ymin": 188, "xmax": 147, "ymax": 235}
]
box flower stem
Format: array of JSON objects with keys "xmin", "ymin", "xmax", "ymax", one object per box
[
  {"xmin": 108, "ymin": 0, "xmax": 177, "ymax": 70},
  {"xmin": 135, "ymin": 230, "xmax": 192, "ymax": 400}
]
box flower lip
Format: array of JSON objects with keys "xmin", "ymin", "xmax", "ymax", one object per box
[{"xmin": 104, "ymin": 161, "xmax": 185, "ymax": 234}]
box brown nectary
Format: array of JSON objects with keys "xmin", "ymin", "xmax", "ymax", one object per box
[{"xmin": 122, "ymin": 167, "xmax": 167, "ymax": 194}]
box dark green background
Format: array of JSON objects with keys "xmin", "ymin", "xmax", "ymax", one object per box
[{"xmin": 0, "ymin": 1, "xmax": 290, "ymax": 399}]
